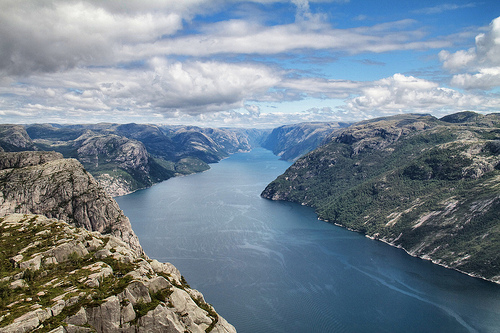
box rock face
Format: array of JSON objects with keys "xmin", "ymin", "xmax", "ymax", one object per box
[
  {"xmin": 262, "ymin": 112, "xmax": 500, "ymax": 283},
  {"xmin": 0, "ymin": 125, "xmax": 36, "ymax": 152},
  {"xmin": 0, "ymin": 151, "xmax": 63, "ymax": 170},
  {"xmin": 74, "ymin": 132, "xmax": 174, "ymax": 197},
  {"xmin": 0, "ymin": 151, "xmax": 142, "ymax": 255},
  {"xmin": 261, "ymin": 122, "xmax": 349, "ymax": 161},
  {"xmin": 0, "ymin": 214, "xmax": 236, "ymax": 333}
]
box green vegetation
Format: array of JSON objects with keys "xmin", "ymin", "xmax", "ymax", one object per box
[
  {"xmin": 0, "ymin": 216, "xmax": 142, "ymax": 329},
  {"xmin": 262, "ymin": 112, "xmax": 500, "ymax": 281},
  {"xmin": 0, "ymin": 214, "xmax": 223, "ymax": 332}
]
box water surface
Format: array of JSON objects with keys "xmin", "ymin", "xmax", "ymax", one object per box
[{"xmin": 116, "ymin": 148, "xmax": 500, "ymax": 333}]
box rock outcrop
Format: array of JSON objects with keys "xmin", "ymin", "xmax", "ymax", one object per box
[
  {"xmin": 262, "ymin": 112, "xmax": 500, "ymax": 283},
  {"xmin": 0, "ymin": 214, "xmax": 236, "ymax": 333},
  {"xmin": 0, "ymin": 125, "xmax": 36, "ymax": 152},
  {"xmin": 0, "ymin": 151, "xmax": 142, "ymax": 255},
  {"xmin": 0, "ymin": 151, "xmax": 63, "ymax": 170}
]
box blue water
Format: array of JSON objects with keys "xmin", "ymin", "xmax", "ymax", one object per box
[{"xmin": 116, "ymin": 148, "xmax": 500, "ymax": 333}]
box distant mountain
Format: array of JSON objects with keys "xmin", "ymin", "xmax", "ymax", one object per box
[
  {"xmin": 262, "ymin": 112, "xmax": 500, "ymax": 283},
  {"xmin": 20, "ymin": 123, "xmax": 265, "ymax": 196},
  {"xmin": 0, "ymin": 125, "xmax": 36, "ymax": 152},
  {"xmin": 261, "ymin": 122, "xmax": 350, "ymax": 161}
]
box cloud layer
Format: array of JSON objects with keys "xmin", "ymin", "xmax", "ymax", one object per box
[
  {"xmin": 440, "ymin": 16, "xmax": 500, "ymax": 89},
  {"xmin": 0, "ymin": 0, "xmax": 499, "ymax": 127}
]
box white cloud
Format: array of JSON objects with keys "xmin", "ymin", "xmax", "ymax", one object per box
[
  {"xmin": 126, "ymin": 18, "xmax": 450, "ymax": 58},
  {"xmin": 344, "ymin": 73, "xmax": 500, "ymax": 114},
  {"xmin": 440, "ymin": 16, "xmax": 500, "ymax": 90},
  {"xmin": 280, "ymin": 78, "xmax": 361, "ymax": 99},
  {"xmin": 0, "ymin": 0, "xmax": 446, "ymax": 78},
  {"xmin": 159, "ymin": 106, "xmax": 355, "ymax": 128},
  {"xmin": 0, "ymin": 0, "xmax": 185, "ymax": 75},
  {"xmin": 413, "ymin": 3, "xmax": 477, "ymax": 15},
  {"xmin": 450, "ymin": 67, "xmax": 500, "ymax": 90},
  {"xmin": 0, "ymin": 59, "xmax": 281, "ymax": 121},
  {"xmin": 439, "ymin": 48, "xmax": 477, "ymax": 71}
]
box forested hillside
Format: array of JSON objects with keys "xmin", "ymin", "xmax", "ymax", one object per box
[{"xmin": 262, "ymin": 112, "xmax": 500, "ymax": 282}]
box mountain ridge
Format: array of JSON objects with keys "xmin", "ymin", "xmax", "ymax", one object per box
[
  {"xmin": 262, "ymin": 112, "xmax": 500, "ymax": 283},
  {"xmin": 2, "ymin": 123, "xmax": 268, "ymax": 197}
]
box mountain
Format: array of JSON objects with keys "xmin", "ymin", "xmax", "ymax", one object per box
[
  {"xmin": 0, "ymin": 125, "xmax": 36, "ymax": 152},
  {"xmin": 0, "ymin": 152, "xmax": 236, "ymax": 332},
  {"xmin": 261, "ymin": 122, "xmax": 350, "ymax": 161},
  {"xmin": 262, "ymin": 112, "xmax": 500, "ymax": 283},
  {"xmin": 73, "ymin": 132, "xmax": 174, "ymax": 197},
  {"xmin": 22, "ymin": 123, "xmax": 264, "ymax": 196}
]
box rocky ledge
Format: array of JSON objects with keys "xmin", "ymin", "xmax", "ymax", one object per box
[{"xmin": 0, "ymin": 213, "xmax": 236, "ymax": 333}]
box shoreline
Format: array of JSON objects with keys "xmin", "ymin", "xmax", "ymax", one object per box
[{"xmin": 318, "ymin": 215, "xmax": 500, "ymax": 285}]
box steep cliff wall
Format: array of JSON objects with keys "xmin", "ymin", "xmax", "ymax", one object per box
[
  {"xmin": 261, "ymin": 122, "xmax": 348, "ymax": 161},
  {"xmin": 0, "ymin": 151, "xmax": 142, "ymax": 255}
]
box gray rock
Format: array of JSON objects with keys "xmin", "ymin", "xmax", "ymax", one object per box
[
  {"xmin": 19, "ymin": 255, "xmax": 43, "ymax": 271},
  {"xmin": 0, "ymin": 152, "xmax": 143, "ymax": 255},
  {"xmin": 9, "ymin": 279, "xmax": 27, "ymax": 289},
  {"xmin": 85, "ymin": 296, "xmax": 121, "ymax": 332},
  {"xmin": 136, "ymin": 304, "xmax": 186, "ymax": 333},
  {"xmin": 147, "ymin": 276, "xmax": 172, "ymax": 294},
  {"xmin": 120, "ymin": 302, "xmax": 136, "ymax": 325},
  {"xmin": 65, "ymin": 307, "xmax": 88, "ymax": 326},
  {"xmin": 46, "ymin": 241, "xmax": 88, "ymax": 263},
  {"xmin": 0, "ymin": 151, "xmax": 62, "ymax": 170},
  {"xmin": 120, "ymin": 281, "xmax": 151, "ymax": 305}
]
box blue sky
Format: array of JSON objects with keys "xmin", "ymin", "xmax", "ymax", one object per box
[{"xmin": 0, "ymin": 0, "xmax": 499, "ymax": 127}]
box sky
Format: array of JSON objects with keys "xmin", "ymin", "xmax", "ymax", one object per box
[{"xmin": 0, "ymin": 0, "xmax": 499, "ymax": 128}]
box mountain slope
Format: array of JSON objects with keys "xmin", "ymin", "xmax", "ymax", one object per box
[
  {"xmin": 261, "ymin": 122, "xmax": 349, "ymax": 161},
  {"xmin": 0, "ymin": 214, "xmax": 236, "ymax": 333},
  {"xmin": 262, "ymin": 112, "xmax": 500, "ymax": 282}
]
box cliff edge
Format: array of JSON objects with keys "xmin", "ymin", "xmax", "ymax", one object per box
[
  {"xmin": 0, "ymin": 214, "xmax": 236, "ymax": 333},
  {"xmin": 0, "ymin": 151, "xmax": 236, "ymax": 332},
  {"xmin": 0, "ymin": 152, "xmax": 142, "ymax": 255}
]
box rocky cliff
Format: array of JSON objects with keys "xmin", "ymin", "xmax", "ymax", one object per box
[
  {"xmin": 0, "ymin": 151, "xmax": 236, "ymax": 332},
  {"xmin": 0, "ymin": 151, "xmax": 142, "ymax": 255},
  {"xmin": 0, "ymin": 213, "xmax": 236, "ymax": 333},
  {"xmin": 261, "ymin": 122, "xmax": 349, "ymax": 161},
  {"xmin": 262, "ymin": 112, "xmax": 500, "ymax": 283}
]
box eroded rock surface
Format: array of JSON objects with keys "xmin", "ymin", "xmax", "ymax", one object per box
[
  {"xmin": 0, "ymin": 151, "xmax": 142, "ymax": 254},
  {"xmin": 0, "ymin": 214, "xmax": 236, "ymax": 333}
]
